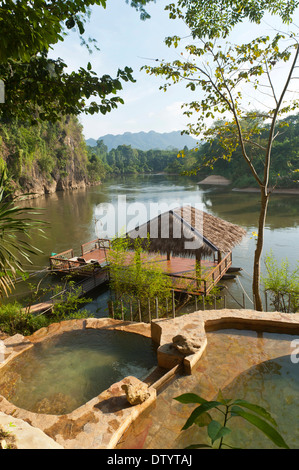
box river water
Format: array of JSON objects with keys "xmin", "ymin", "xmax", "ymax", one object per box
[{"xmin": 12, "ymin": 174, "xmax": 299, "ymax": 313}]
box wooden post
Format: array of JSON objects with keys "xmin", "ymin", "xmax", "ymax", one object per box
[
  {"xmin": 121, "ymin": 300, "xmax": 124, "ymax": 321},
  {"xmin": 167, "ymin": 251, "xmax": 171, "ymax": 261},
  {"xmin": 265, "ymin": 291, "xmax": 268, "ymax": 312},
  {"xmin": 195, "ymin": 253, "xmax": 201, "ymax": 288},
  {"xmin": 138, "ymin": 299, "xmax": 142, "ymax": 322},
  {"xmin": 172, "ymin": 289, "xmax": 175, "ymax": 318},
  {"xmin": 111, "ymin": 301, "xmax": 115, "ymax": 319},
  {"xmin": 242, "ymin": 293, "xmax": 245, "ymax": 309},
  {"xmin": 130, "ymin": 300, "xmax": 133, "ymax": 321},
  {"xmin": 202, "ymin": 295, "xmax": 205, "ymax": 311},
  {"xmin": 155, "ymin": 297, "xmax": 159, "ymax": 319}
]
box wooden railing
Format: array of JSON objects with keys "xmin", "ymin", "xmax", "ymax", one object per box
[
  {"xmin": 81, "ymin": 238, "xmax": 111, "ymax": 255},
  {"xmin": 49, "ymin": 249, "xmax": 74, "ymax": 270},
  {"xmin": 164, "ymin": 252, "xmax": 232, "ymax": 295},
  {"xmin": 204, "ymin": 252, "xmax": 232, "ymax": 294}
]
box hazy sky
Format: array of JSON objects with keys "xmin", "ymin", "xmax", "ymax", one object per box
[{"xmin": 50, "ymin": 1, "xmax": 299, "ymax": 140}]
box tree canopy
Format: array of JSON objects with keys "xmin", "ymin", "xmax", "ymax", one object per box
[
  {"xmin": 166, "ymin": 0, "xmax": 299, "ymax": 40},
  {"xmin": 144, "ymin": 0, "xmax": 299, "ymax": 310},
  {"xmin": 0, "ymin": 0, "xmax": 156, "ymax": 122}
]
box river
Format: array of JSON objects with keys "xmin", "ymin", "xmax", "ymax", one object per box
[{"xmin": 11, "ymin": 174, "xmax": 299, "ymax": 313}]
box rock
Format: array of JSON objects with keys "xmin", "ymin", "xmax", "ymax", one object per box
[
  {"xmin": 33, "ymin": 393, "xmax": 77, "ymax": 415},
  {"xmin": 121, "ymin": 381, "xmax": 151, "ymax": 406},
  {"xmin": 0, "ymin": 412, "xmax": 63, "ymax": 449},
  {"xmin": 172, "ymin": 334, "xmax": 202, "ymax": 356}
]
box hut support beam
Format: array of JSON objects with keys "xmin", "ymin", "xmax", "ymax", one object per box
[{"xmin": 195, "ymin": 253, "xmax": 202, "ymax": 287}]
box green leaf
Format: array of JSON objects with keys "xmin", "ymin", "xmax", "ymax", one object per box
[
  {"xmin": 217, "ymin": 389, "xmax": 232, "ymax": 405},
  {"xmin": 208, "ymin": 420, "xmax": 231, "ymax": 445},
  {"xmin": 182, "ymin": 401, "xmax": 222, "ymax": 430},
  {"xmin": 231, "ymin": 407, "xmax": 289, "ymax": 449},
  {"xmin": 185, "ymin": 443, "xmax": 212, "ymax": 449},
  {"xmin": 232, "ymin": 400, "xmax": 277, "ymax": 426},
  {"xmin": 174, "ymin": 393, "xmax": 208, "ymax": 405},
  {"xmin": 194, "ymin": 412, "xmax": 212, "ymax": 427}
]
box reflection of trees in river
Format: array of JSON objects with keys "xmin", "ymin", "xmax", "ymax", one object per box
[
  {"xmin": 18, "ymin": 187, "xmax": 110, "ymax": 261},
  {"xmin": 201, "ymin": 189, "xmax": 299, "ymax": 229}
]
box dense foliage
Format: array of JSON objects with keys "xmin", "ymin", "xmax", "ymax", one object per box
[
  {"xmin": 87, "ymin": 113, "xmax": 299, "ymax": 188},
  {"xmin": 0, "ymin": 170, "xmax": 45, "ymax": 297},
  {"xmin": 1, "ymin": 112, "xmax": 298, "ymax": 192},
  {"xmin": 186, "ymin": 113, "xmax": 299, "ymax": 188},
  {"xmin": 86, "ymin": 139, "xmax": 185, "ymax": 178},
  {"xmin": 0, "ymin": 0, "xmax": 155, "ymax": 122},
  {"xmin": 0, "ymin": 115, "xmax": 89, "ymax": 193},
  {"xmin": 0, "ymin": 288, "xmax": 91, "ymax": 336}
]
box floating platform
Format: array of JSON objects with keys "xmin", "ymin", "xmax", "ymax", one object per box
[{"xmin": 49, "ymin": 238, "xmax": 233, "ymax": 296}]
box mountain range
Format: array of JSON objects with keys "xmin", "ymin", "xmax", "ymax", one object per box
[{"xmin": 85, "ymin": 130, "xmax": 197, "ymax": 151}]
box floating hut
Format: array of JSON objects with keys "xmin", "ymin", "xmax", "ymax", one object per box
[
  {"xmin": 49, "ymin": 206, "xmax": 247, "ymax": 296},
  {"xmin": 125, "ymin": 206, "xmax": 247, "ymax": 295}
]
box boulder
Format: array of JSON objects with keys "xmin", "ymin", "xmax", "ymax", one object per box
[
  {"xmin": 121, "ymin": 380, "xmax": 151, "ymax": 406},
  {"xmin": 172, "ymin": 334, "xmax": 202, "ymax": 356}
]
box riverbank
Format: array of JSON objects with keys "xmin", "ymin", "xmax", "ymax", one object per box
[
  {"xmin": 232, "ymin": 187, "xmax": 299, "ymax": 195},
  {"xmin": 197, "ymin": 174, "xmax": 299, "ymax": 194}
]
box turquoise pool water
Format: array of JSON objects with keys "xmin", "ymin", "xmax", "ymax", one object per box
[
  {"xmin": 0, "ymin": 329, "xmax": 157, "ymax": 415},
  {"xmin": 220, "ymin": 354, "xmax": 299, "ymax": 449}
]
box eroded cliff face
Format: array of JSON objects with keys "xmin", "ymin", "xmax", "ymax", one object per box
[{"xmin": 0, "ymin": 115, "xmax": 98, "ymax": 198}]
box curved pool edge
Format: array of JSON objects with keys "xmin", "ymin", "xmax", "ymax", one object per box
[
  {"xmin": 1, "ymin": 309, "xmax": 299, "ymax": 449},
  {"xmin": 152, "ymin": 308, "xmax": 299, "ymax": 375},
  {"xmin": 0, "ymin": 317, "xmax": 162, "ymax": 449}
]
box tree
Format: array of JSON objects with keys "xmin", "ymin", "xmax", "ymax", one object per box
[
  {"xmin": 0, "ymin": 170, "xmax": 45, "ymax": 297},
  {"xmin": 144, "ymin": 0, "xmax": 299, "ymax": 310},
  {"xmin": 0, "ymin": 1, "xmax": 155, "ymax": 294},
  {"xmin": 0, "ymin": 0, "xmax": 156, "ymax": 122}
]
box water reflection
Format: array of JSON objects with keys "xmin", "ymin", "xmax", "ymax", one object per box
[
  {"xmin": 201, "ymin": 188, "xmax": 299, "ymax": 229},
  {"xmin": 13, "ymin": 175, "xmax": 299, "ymax": 311}
]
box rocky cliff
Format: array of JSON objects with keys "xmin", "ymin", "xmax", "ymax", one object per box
[{"xmin": 0, "ymin": 115, "xmax": 95, "ymax": 198}]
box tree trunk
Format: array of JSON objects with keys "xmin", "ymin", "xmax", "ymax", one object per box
[{"xmin": 252, "ymin": 188, "xmax": 270, "ymax": 311}]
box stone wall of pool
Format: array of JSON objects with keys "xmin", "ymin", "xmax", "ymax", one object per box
[{"xmin": 1, "ymin": 310, "xmax": 299, "ymax": 449}]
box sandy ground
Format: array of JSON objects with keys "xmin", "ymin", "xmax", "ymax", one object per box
[{"xmin": 197, "ymin": 175, "xmax": 231, "ymax": 185}]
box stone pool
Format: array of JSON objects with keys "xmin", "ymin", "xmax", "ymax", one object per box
[
  {"xmin": 1, "ymin": 310, "xmax": 299, "ymax": 449},
  {"xmin": 118, "ymin": 319, "xmax": 299, "ymax": 449},
  {"xmin": 0, "ymin": 328, "xmax": 157, "ymax": 415}
]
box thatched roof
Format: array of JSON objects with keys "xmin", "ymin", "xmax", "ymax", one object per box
[{"xmin": 125, "ymin": 206, "xmax": 246, "ymax": 258}]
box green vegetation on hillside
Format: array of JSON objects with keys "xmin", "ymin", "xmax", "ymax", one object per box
[
  {"xmin": 0, "ymin": 115, "xmax": 90, "ymax": 193},
  {"xmin": 1, "ymin": 112, "xmax": 298, "ymax": 194},
  {"xmin": 188, "ymin": 114, "xmax": 299, "ymax": 189},
  {"xmin": 86, "ymin": 139, "xmax": 183, "ymax": 177},
  {"xmin": 87, "ymin": 113, "xmax": 299, "ymax": 188}
]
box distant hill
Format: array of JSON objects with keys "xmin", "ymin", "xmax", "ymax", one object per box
[{"xmin": 86, "ymin": 130, "xmax": 197, "ymax": 151}]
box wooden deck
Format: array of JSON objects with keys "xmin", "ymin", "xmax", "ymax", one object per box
[{"xmin": 49, "ymin": 238, "xmax": 232, "ymax": 296}]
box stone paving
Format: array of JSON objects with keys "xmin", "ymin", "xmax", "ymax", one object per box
[{"xmin": 1, "ymin": 309, "xmax": 299, "ymax": 449}]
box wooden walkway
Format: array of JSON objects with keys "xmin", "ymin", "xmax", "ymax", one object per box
[
  {"xmin": 28, "ymin": 267, "xmax": 109, "ymax": 314},
  {"xmin": 49, "ymin": 238, "xmax": 233, "ymax": 296}
]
